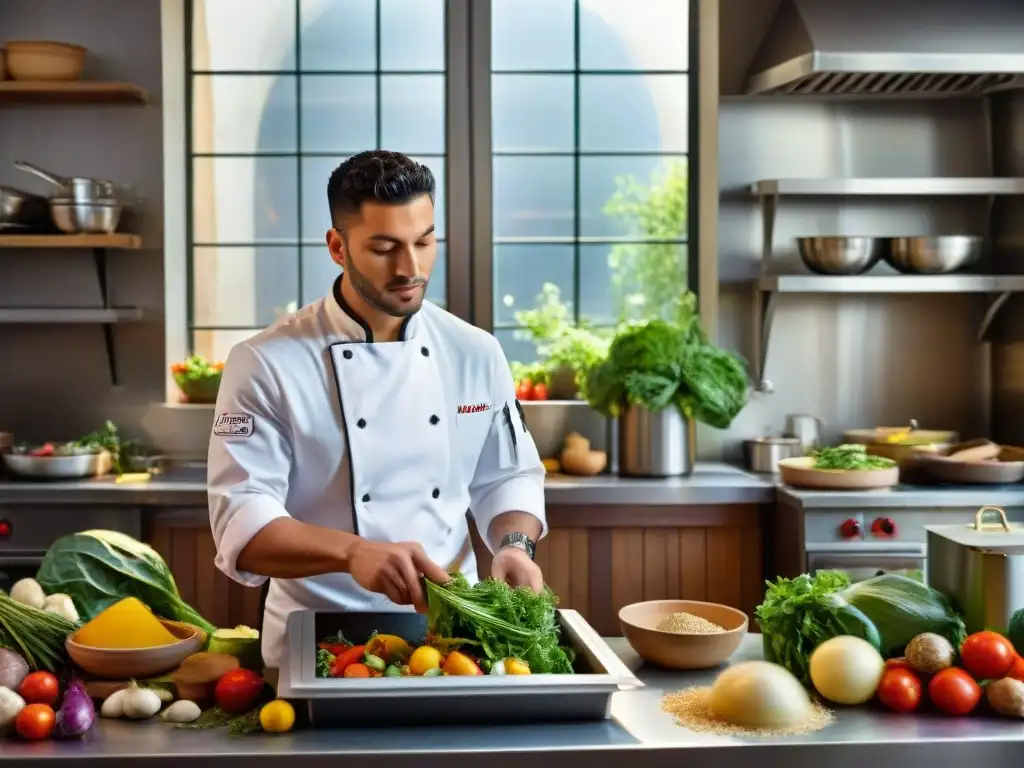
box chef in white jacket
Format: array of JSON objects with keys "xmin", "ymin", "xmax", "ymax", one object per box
[{"xmin": 208, "ymin": 150, "xmax": 547, "ymax": 668}]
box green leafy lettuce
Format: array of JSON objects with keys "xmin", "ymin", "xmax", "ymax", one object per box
[
  {"xmin": 37, "ymin": 530, "xmax": 214, "ymax": 634},
  {"xmin": 425, "ymin": 573, "xmax": 574, "ymax": 674},
  {"xmin": 583, "ymin": 314, "xmax": 748, "ymax": 428}
]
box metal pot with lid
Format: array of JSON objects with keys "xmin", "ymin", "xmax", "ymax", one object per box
[{"xmin": 926, "ymin": 505, "xmax": 1024, "ymax": 633}]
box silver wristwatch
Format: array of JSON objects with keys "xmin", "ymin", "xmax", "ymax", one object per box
[{"xmin": 499, "ymin": 532, "xmax": 536, "ymax": 560}]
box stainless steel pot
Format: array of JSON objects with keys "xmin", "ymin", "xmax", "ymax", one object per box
[
  {"xmin": 926, "ymin": 505, "xmax": 1024, "ymax": 633},
  {"xmin": 743, "ymin": 437, "xmax": 803, "ymax": 473},
  {"xmin": 14, "ymin": 159, "xmax": 117, "ymax": 202},
  {"xmin": 49, "ymin": 198, "xmax": 122, "ymax": 234},
  {"xmin": 618, "ymin": 405, "xmax": 692, "ymax": 478},
  {"xmin": 0, "ymin": 186, "xmax": 48, "ymax": 229}
]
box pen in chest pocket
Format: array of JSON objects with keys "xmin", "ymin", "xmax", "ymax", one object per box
[{"xmin": 501, "ymin": 402, "xmax": 519, "ymax": 462}]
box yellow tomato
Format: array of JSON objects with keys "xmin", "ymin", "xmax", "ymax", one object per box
[
  {"xmin": 442, "ymin": 650, "xmax": 483, "ymax": 676},
  {"xmin": 259, "ymin": 700, "xmax": 296, "ymax": 734},
  {"xmin": 505, "ymin": 658, "xmax": 531, "ymax": 675},
  {"xmin": 408, "ymin": 646, "xmax": 443, "ymax": 676},
  {"xmin": 366, "ymin": 634, "xmax": 413, "ymax": 663}
]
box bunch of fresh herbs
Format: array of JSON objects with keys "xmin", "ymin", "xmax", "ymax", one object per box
[
  {"xmin": 811, "ymin": 444, "xmax": 896, "ymax": 471},
  {"xmin": 583, "ymin": 305, "xmax": 749, "ymax": 428},
  {"xmin": 425, "ymin": 574, "xmax": 575, "ymax": 674},
  {"xmin": 0, "ymin": 591, "xmax": 78, "ymax": 672}
]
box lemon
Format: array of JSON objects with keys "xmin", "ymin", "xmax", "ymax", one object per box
[
  {"xmin": 408, "ymin": 646, "xmax": 442, "ymax": 676},
  {"xmin": 259, "ymin": 700, "xmax": 295, "ymax": 734}
]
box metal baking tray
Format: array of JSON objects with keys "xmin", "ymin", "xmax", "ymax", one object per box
[{"xmin": 276, "ymin": 608, "xmax": 642, "ymax": 727}]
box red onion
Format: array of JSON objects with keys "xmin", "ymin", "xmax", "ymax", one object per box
[{"xmin": 54, "ymin": 679, "xmax": 95, "ymax": 739}]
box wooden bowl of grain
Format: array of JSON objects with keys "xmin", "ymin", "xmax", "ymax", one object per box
[{"xmin": 619, "ymin": 599, "xmax": 748, "ymax": 670}]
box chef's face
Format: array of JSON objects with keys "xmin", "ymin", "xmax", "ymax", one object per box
[{"xmin": 327, "ymin": 195, "xmax": 436, "ymax": 318}]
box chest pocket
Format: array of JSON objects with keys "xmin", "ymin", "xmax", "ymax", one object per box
[{"xmin": 453, "ymin": 409, "xmax": 496, "ymax": 482}]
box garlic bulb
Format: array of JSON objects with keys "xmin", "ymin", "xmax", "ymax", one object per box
[
  {"xmin": 121, "ymin": 683, "xmax": 163, "ymax": 720},
  {"xmin": 10, "ymin": 579, "xmax": 45, "ymax": 610},
  {"xmin": 161, "ymin": 700, "xmax": 202, "ymax": 723},
  {"xmin": 100, "ymin": 689, "xmax": 126, "ymax": 719},
  {"xmin": 43, "ymin": 594, "xmax": 80, "ymax": 624}
]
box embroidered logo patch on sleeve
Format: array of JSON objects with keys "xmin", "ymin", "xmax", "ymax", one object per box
[{"xmin": 213, "ymin": 413, "xmax": 255, "ymax": 437}]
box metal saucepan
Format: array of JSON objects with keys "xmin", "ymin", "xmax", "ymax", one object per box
[
  {"xmin": 0, "ymin": 186, "xmax": 53, "ymax": 231},
  {"xmin": 49, "ymin": 198, "xmax": 122, "ymax": 234},
  {"xmin": 14, "ymin": 160, "xmax": 117, "ymax": 202},
  {"xmin": 743, "ymin": 436, "xmax": 803, "ymax": 473}
]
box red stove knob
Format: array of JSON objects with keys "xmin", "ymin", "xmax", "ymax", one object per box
[
  {"xmin": 839, "ymin": 518, "xmax": 863, "ymax": 539},
  {"xmin": 0, "ymin": 519, "xmax": 10, "ymax": 539},
  {"xmin": 871, "ymin": 517, "xmax": 897, "ymax": 537}
]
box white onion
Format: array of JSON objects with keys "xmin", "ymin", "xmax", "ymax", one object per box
[
  {"xmin": 809, "ymin": 635, "xmax": 884, "ymax": 705},
  {"xmin": 709, "ymin": 661, "xmax": 812, "ymax": 729}
]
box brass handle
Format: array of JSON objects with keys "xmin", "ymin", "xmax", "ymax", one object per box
[{"xmin": 973, "ymin": 505, "xmax": 1011, "ymax": 532}]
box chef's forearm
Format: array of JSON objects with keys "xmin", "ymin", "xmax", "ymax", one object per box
[
  {"xmin": 235, "ymin": 517, "xmax": 360, "ymax": 578},
  {"xmin": 487, "ymin": 511, "xmax": 543, "ymax": 550}
]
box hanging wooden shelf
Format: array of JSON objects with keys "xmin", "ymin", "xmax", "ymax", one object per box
[
  {"xmin": 0, "ymin": 81, "xmax": 148, "ymax": 105},
  {"xmin": 0, "ymin": 234, "xmax": 141, "ymax": 249}
]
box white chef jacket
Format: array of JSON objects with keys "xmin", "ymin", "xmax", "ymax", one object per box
[{"xmin": 207, "ymin": 278, "xmax": 547, "ymax": 668}]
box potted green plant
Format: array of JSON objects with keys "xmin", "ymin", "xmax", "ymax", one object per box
[
  {"xmin": 583, "ymin": 301, "xmax": 749, "ymax": 478},
  {"xmin": 171, "ymin": 355, "xmax": 224, "ymax": 404}
]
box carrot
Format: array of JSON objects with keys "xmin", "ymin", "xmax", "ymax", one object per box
[
  {"xmin": 330, "ymin": 644, "xmax": 366, "ymax": 677},
  {"xmin": 343, "ymin": 663, "xmax": 371, "ymax": 678}
]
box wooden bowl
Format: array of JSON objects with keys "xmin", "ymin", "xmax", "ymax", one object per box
[
  {"xmin": 619, "ymin": 599, "xmax": 748, "ymax": 670},
  {"xmin": 66, "ymin": 620, "xmax": 204, "ymax": 679},
  {"xmin": 5, "ymin": 41, "xmax": 86, "ymax": 81},
  {"xmin": 778, "ymin": 456, "xmax": 900, "ymax": 490}
]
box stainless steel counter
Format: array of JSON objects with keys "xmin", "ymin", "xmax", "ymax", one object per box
[
  {"xmin": 3, "ymin": 635, "xmax": 1020, "ymax": 767},
  {"xmin": 0, "ymin": 463, "xmax": 776, "ymax": 507}
]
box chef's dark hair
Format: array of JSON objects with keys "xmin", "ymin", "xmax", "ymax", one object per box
[{"xmin": 327, "ymin": 150, "xmax": 436, "ymax": 228}]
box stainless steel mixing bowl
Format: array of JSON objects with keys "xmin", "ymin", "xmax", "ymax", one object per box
[
  {"xmin": 886, "ymin": 236, "xmax": 982, "ymax": 274},
  {"xmin": 796, "ymin": 237, "xmax": 885, "ymax": 276}
]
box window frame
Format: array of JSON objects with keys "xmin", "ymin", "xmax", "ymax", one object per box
[{"xmin": 178, "ymin": 0, "xmax": 699, "ymax": 357}]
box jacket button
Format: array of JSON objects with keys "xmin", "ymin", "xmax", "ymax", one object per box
[
  {"xmin": 356, "ymin": 418, "xmax": 366, "ymax": 428},
  {"xmin": 343, "ymin": 349, "xmax": 353, "ymax": 360},
  {"xmin": 421, "ymin": 346, "xmax": 429, "ymax": 357},
  {"xmin": 432, "ymin": 488, "xmax": 440, "ymax": 499},
  {"xmin": 361, "ymin": 493, "xmax": 371, "ymax": 503},
  {"xmin": 429, "ymin": 414, "xmax": 439, "ymax": 425}
]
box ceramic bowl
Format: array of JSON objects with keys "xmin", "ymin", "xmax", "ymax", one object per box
[
  {"xmin": 66, "ymin": 620, "xmax": 205, "ymax": 679},
  {"xmin": 619, "ymin": 599, "xmax": 748, "ymax": 670}
]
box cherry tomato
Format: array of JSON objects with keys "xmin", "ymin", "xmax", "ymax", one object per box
[
  {"xmin": 960, "ymin": 631, "xmax": 1016, "ymax": 679},
  {"xmin": 214, "ymin": 668, "xmax": 265, "ymax": 714},
  {"xmin": 15, "ymin": 704, "xmax": 55, "ymax": 741},
  {"xmin": 515, "ymin": 380, "xmax": 534, "ymax": 401},
  {"xmin": 1007, "ymin": 655, "xmax": 1024, "ymax": 682},
  {"xmin": 441, "ymin": 650, "xmax": 483, "ymax": 676},
  {"xmin": 928, "ymin": 667, "xmax": 982, "ymax": 715},
  {"xmin": 19, "ymin": 671, "xmax": 60, "ymax": 707},
  {"xmin": 531, "ymin": 382, "xmax": 549, "ymax": 401},
  {"xmin": 876, "ymin": 667, "xmax": 923, "ymax": 713},
  {"xmin": 343, "ymin": 662, "xmax": 372, "ymax": 678}
]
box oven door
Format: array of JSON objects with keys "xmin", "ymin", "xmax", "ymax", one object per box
[
  {"xmin": 806, "ymin": 545, "xmax": 926, "ymax": 584},
  {"xmin": 0, "ymin": 552, "xmax": 45, "ymax": 595}
]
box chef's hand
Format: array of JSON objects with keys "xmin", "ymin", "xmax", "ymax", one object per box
[
  {"xmin": 348, "ymin": 540, "xmax": 451, "ymax": 613},
  {"xmin": 491, "ymin": 546, "xmax": 544, "ymax": 593}
]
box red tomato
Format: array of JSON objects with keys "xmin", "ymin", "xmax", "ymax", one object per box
[
  {"xmin": 15, "ymin": 704, "xmax": 55, "ymax": 741},
  {"xmin": 876, "ymin": 667, "xmax": 923, "ymax": 713},
  {"xmin": 318, "ymin": 642, "xmax": 349, "ymax": 657},
  {"xmin": 329, "ymin": 644, "xmax": 367, "ymax": 677},
  {"xmin": 1007, "ymin": 655, "xmax": 1024, "ymax": 682},
  {"xmin": 515, "ymin": 380, "xmax": 534, "ymax": 401},
  {"xmin": 214, "ymin": 669, "xmax": 265, "ymax": 715},
  {"xmin": 30, "ymin": 443, "xmax": 55, "ymax": 458},
  {"xmin": 531, "ymin": 382, "xmax": 549, "ymax": 401},
  {"xmin": 928, "ymin": 667, "xmax": 982, "ymax": 715},
  {"xmin": 885, "ymin": 657, "xmax": 912, "ymax": 670},
  {"xmin": 19, "ymin": 671, "xmax": 59, "ymax": 707},
  {"xmin": 960, "ymin": 631, "xmax": 1016, "ymax": 679}
]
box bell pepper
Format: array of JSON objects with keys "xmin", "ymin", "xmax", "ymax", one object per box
[
  {"xmin": 329, "ymin": 644, "xmax": 366, "ymax": 677},
  {"xmin": 318, "ymin": 642, "xmax": 349, "ymax": 657},
  {"xmin": 366, "ymin": 634, "xmax": 413, "ymax": 664}
]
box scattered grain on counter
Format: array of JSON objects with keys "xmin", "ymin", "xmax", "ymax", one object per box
[
  {"xmin": 656, "ymin": 612, "xmax": 724, "ymax": 634},
  {"xmin": 660, "ymin": 687, "xmax": 834, "ymax": 737}
]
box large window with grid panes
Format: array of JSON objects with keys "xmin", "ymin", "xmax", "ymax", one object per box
[{"xmin": 186, "ymin": 0, "xmax": 695, "ymax": 363}]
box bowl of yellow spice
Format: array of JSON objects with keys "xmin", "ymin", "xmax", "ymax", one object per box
[
  {"xmin": 619, "ymin": 599, "xmax": 748, "ymax": 670},
  {"xmin": 67, "ymin": 597, "xmax": 206, "ymax": 679}
]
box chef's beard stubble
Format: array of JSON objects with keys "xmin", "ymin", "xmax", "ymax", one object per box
[{"xmin": 342, "ymin": 241, "xmax": 429, "ymax": 319}]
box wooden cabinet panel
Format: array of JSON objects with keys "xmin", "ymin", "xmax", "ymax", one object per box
[
  {"xmin": 146, "ymin": 504, "xmax": 767, "ymax": 638},
  {"xmin": 148, "ymin": 513, "xmax": 261, "ymax": 631}
]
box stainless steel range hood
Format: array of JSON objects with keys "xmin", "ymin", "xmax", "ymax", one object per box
[{"xmin": 745, "ymin": 0, "xmax": 1024, "ymax": 97}]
